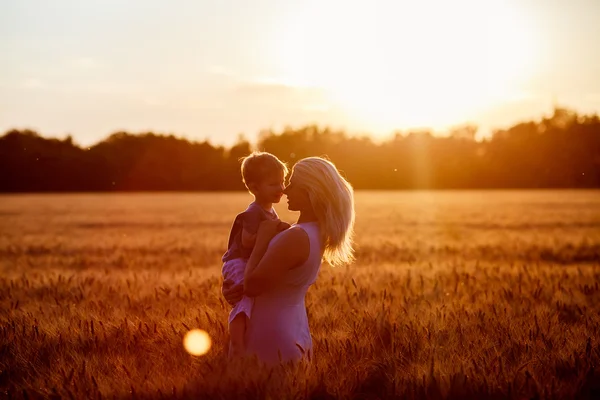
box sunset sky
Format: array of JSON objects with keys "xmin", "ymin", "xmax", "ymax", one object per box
[{"xmin": 2, "ymin": 0, "xmax": 599, "ymax": 147}]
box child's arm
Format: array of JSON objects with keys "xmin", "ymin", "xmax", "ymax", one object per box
[
  {"xmin": 241, "ymin": 223, "xmax": 257, "ymax": 249},
  {"xmin": 240, "ymin": 211, "xmax": 262, "ymax": 249}
]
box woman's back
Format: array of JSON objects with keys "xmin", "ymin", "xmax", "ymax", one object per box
[{"xmin": 244, "ymin": 222, "xmax": 322, "ymax": 365}]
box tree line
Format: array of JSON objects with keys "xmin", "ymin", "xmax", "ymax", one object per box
[{"xmin": 1, "ymin": 107, "xmax": 599, "ymax": 191}]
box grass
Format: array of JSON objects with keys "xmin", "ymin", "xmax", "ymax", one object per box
[{"xmin": 1, "ymin": 191, "xmax": 599, "ymax": 399}]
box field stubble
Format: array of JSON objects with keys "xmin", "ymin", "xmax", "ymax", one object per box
[{"xmin": 1, "ymin": 191, "xmax": 599, "ymax": 399}]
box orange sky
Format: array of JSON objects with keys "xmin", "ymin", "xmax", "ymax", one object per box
[{"xmin": 2, "ymin": 0, "xmax": 600, "ymax": 146}]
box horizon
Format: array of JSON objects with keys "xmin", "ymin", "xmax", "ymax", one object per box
[
  {"xmin": 3, "ymin": 105, "xmax": 595, "ymax": 149},
  {"xmin": 2, "ymin": 0, "xmax": 600, "ymax": 147}
]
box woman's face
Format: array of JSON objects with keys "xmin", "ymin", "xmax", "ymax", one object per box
[{"xmin": 283, "ymin": 172, "xmax": 311, "ymax": 212}]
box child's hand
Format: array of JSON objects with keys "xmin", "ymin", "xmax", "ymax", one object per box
[
  {"xmin": 222, "ymin": 279, "xmax": 243, "ymax": 306},
  {"xmin": 277, "ymin": 221, "xmax": 292, "ymax": 232}
]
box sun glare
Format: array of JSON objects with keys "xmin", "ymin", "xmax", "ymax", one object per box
[
  {"xmin": 277, "ymin": 0, "xmax": 538, "ymax": 135},
  {"xmin": 183, "ymin": 329, "xmax": 212, "ymax": 356}
]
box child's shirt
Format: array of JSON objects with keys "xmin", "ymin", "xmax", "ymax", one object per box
[{"xmin": 222, "ymin": 202, "xmax": 279, "ymax": 263}]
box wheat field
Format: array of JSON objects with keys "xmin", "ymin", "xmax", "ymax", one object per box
[{"xmin": 1, "ymin": 191, "xmax": 599, "ymax": 399}]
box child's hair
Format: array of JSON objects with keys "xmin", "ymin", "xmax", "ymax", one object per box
[{"xmin": 240, "ymin": 151, "xmax": 288, "ymax": 189}]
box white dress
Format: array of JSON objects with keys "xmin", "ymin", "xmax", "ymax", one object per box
[{"xmin": 242, "ymin": 222, "xmax": 322, "ymax": 366}]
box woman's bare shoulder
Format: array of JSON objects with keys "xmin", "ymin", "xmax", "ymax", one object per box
[
  {"xmin": 279, "ymin": 225, "xmax": 309, "ymax": 240},
  {"xmin": 273, "ymin": 226, "xmax": 310, "ymax": 254}
]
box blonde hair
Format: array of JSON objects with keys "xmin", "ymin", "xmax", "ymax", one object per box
[
  {"xmin": 240, "ymin": 151, "xmax": 288, "ymax": 188},
  {"xmin": 292, "ymin": 157, "xmax": 355, "ymax": 267}
]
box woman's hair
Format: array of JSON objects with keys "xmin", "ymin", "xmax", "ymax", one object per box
[
  {"xmin": 292, "ymin": 157, "xmax": 355, "ymax": 267},
  {"xmin": 240, "ymin": 152, "xmax": 288, "ymax": 188}
]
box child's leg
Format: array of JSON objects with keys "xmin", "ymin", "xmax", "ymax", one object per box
[{"xmin": 229, "ymin": 313, "xmax": 246, "ymax": 357}]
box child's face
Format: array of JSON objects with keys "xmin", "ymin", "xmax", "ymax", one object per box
[{"xmin": 252, "ymin": 170, "xmax": 285, "ymax": 204}]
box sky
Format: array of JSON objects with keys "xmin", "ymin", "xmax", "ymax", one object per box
[{"xmin": 1, "ymin": 0, "xmax": 600, "ymax": 147}]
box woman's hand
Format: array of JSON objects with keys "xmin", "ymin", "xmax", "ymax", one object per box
[
  {"xmin": 222, "ymin": 278, "xmax": 243, "ymax": 306},
  {"xmin": 256, "ymin": 219, "xmax": 284, "ymax": 244},
  {"xmin": 277, "ymin": 221, "xmax": 292, "ymax": 231}
]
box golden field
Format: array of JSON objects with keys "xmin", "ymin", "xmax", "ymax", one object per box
[{"xmin": 1, "ymin": 191, "xmax": 599, "ymax": 399}]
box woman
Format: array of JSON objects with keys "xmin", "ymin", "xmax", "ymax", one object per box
[{"xmin": 221, "ymin": 156, "xmax": 355, "ymax": 365}]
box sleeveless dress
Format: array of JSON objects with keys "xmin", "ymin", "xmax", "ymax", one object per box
[{"xmin": 242, "ymin": 222, "xmax": 322, "ymax": 366}]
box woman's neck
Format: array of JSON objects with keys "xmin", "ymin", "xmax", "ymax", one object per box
[{"xmin": 297, "ymin": 209, "xmax": 318, "ymax": 224}]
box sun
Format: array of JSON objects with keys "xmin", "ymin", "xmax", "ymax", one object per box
[{"xmin": 276, "ymin": 0, "xmax": 538, "ymax": 135}]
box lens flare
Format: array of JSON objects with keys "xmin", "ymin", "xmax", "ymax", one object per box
[{"xmin": 183, "ymin": 329, "xmax": 211, "ymax": 356}]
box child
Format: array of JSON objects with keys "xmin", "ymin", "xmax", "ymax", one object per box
[{"xmin": 222, "ymin": 151, "xmax": 291, "ymax": 357}]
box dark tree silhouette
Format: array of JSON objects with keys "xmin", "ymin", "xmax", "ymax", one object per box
[{"xmin": 1, "ymin": 107, "xmax": 599, "ymax": 192}]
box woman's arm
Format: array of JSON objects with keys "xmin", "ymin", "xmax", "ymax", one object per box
[
  {"xmin": 243, "ymin": 219, "xmax": 293, "ymax": 279},
  {"xmin": 244, "ymin": 225, "xmax": 309, "ymax": 297}
]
